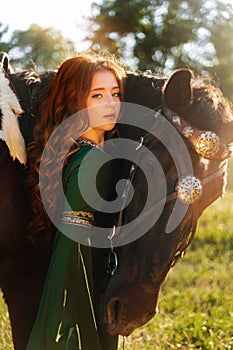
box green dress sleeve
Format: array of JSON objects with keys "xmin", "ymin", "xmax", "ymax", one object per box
[
  {"xmin": 26, "ymin": 145, "xmax": 119, "ymax": 350},
  {"xmin": 59, "ymin": 145, "xmax": 119, "ymax": 246}
]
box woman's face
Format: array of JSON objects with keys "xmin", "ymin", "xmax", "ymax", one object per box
[{"xmin": 85, "ymin": 69, "xmax": 121, "ymax": 142}]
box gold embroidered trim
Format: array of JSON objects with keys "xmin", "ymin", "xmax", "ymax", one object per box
[
  {"xmin": 61, "ymin": 211, "xmax": 94, "ymax": 227},
  {"xmin": 63, "ymin": 211, "xmax": 94, "ymax": 220}
]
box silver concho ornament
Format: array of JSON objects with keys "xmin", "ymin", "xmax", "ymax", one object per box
[
  {"xmin": 195, "ymin": 131, "xmax": 220, "ymax": 158},
  {"xmin": 182, "ymin": 126, "xmax": 194, "ymax": 138},
  {"xmin": 176, "ymin": 175, "xmax": 202, "ymax": 204}
]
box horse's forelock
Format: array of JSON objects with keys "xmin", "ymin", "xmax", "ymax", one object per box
[{"xmin": 184, "ymin": 82, "xmax": 232, "ymax": 131}]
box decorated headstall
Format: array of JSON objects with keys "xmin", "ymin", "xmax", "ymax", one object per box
[{"xmin": 162, "ymin": 106, "xmax": 233, "ymax": 205}]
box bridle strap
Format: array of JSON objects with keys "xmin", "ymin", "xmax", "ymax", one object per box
[
  {"xmin": 202, "ymin": 165, "xmax": 227, "ymax": 185},
  {"xmin": 116, "ymin": 164, "xmax": 137, "ymax": 231},
  {"xmin": 162, "ymin": 106, "xmax": 233, "ymax": 160}
]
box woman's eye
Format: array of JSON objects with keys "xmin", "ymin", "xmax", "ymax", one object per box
[
  {"xmin": 91, "ymin": 91, "xmax": 121, "ymax": 99},
  {"xmin": 113, "ymin": 92, "xmax": 121, "ymax": 98},
  {"xmin": 92, "ymin": 93, "xmax": 102, "ymax": 99}
]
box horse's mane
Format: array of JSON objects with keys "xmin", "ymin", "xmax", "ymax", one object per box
[
  {"xmin": 187, "ymin": 83, "xmax": 233, "ymax": 128},
  {"xmin": 7, "ymin": 71, "xmax": 54, "ymax": 145},
  {"xmin": 124, "ymin": 71, "xmax": 166, "ymax": 110}
]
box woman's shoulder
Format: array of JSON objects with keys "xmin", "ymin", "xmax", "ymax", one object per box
[
  {"xmin": 64, "ymin": 144, "xmax": 109, "ymax": 179},
  {"xmin": 70, "ymin": 144, "xmax": 108, "ymax": 163}
]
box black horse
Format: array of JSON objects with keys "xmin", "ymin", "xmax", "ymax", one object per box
[
  {"xmin": 0, "ymin": 54, "xmax": 233, "ymax": 349},
  {"xmin": 104, "ymin": 69, "xmax": 233, "ymax": 336}
]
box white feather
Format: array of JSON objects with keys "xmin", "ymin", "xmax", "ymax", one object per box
[{"xmin": 0, "ymin": 68, "xmax": 27, "ymax": 164}]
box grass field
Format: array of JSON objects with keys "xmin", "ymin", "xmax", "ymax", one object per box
[{"xmin": 1, "ymin": 189, "xmax": 233, "ymax": 349}]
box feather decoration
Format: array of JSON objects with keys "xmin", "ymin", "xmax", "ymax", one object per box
[{"xmin": 0, "ymin": 67, "xmax": 27, "ymax": 164}]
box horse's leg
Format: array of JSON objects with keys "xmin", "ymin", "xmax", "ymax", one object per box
[
  {"xmin": 1, "ymin": 251, "xmax": 49, "ymax": 350},
  {"xmin": 0, "ymin": 146, "xmax": 49, "ymax": 349}
]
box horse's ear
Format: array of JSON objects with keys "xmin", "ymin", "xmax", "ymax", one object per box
[
  {"xmin": 0, "ymin": 52, "xmax": 14, "ymax": 74},
  {"xmin": 163, "ymin": 69, "xmax": 193, "ymax": 114}
]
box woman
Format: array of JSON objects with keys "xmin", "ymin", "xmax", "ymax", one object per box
[{"xmin": 26, "ymin": 52, "xmax": 126, "ymax": 350}]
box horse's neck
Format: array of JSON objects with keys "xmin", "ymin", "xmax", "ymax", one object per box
[{"xmin": 125, "ymin": 72, "xmax": 164, "ymax": 109}]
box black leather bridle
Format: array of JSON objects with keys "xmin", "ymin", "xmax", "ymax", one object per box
[{"xmin": 107, "ymin": 107, "xmax": 231, "ymax": 274}]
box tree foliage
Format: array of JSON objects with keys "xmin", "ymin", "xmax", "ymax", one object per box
[
  {"xmin": 1, "ymin": 24, "xmax": 76, "ymax": 72},
  {"xmin": 87, "ymin": 0, "xmax": 233, "ymax": 101},
  {"xmin": 0, "ymin": 23, "xmax": 11, "ymax": 53},
  {"xmin": 1, "ymin": 1, "xmax": 233, "ymax": 101}
]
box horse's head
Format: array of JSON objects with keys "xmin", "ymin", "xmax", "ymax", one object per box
[{"xmin": 104, "ymin": 69, "xmax": 233, "ymax": 336}]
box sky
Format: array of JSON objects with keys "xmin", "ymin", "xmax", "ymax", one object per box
[{"xmin": 0, "ymin": 0, "xmax": 102, "ymax": 50}]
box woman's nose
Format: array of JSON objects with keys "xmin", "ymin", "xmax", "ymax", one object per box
[{"xmin": 106, "ymin": 94, "xmax": 115, "ymax": 106}]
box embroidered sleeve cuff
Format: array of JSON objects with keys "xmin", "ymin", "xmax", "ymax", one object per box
[
  {"xmin": 58, "ymin": 211, "xmax": 94, "ymax": 245},
  {"xmin": 61, "ymin": 210, "xmax": 94, "ymax": 227}
]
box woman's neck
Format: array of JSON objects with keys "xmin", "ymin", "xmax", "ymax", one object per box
[{"xmin": 80, "ymin": 130, "xmax": 104, "ymax": 145}]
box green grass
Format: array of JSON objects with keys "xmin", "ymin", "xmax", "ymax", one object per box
[
  {"xmin": 1, "ymin": 192, "xmax": 233, "ymax": 349},
  {"xmin": 0, "ymin": 295, "xmax": 12, "ymax": 350}
]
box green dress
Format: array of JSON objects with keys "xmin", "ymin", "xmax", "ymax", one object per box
[{"xmin": 26, "ymin": 144, "xmax": 119, "ymax": 350}]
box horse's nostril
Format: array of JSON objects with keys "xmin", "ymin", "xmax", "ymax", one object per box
[
  {"xmin": 114, "ymin": 299, "xmax": 121, "ymax": 324},
  {"xmin": 106, "ymin": 298, "xmax": 121, "ymax": 325}
]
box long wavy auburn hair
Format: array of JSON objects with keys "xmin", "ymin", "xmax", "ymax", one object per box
[{"xmin": 27, "ymin": 52, "xmax": 126, "ymax": 248}]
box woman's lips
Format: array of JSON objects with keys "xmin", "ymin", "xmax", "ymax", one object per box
[{"xmin": 104, "ymin": 114, "xmax": 116, "ymax": 120}]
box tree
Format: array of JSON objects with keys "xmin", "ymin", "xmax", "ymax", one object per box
[
  {"xmin": 87, "ymin": 0, "xmax": 233, "ymax": 101},
  {"xmin": 207, "ymin": 1, "xmax": 233, "ymax": 101},
  {"xmin": 7, "ymin": 24, "xmax": 76, "ymax": 72},
  {"xmin": 0, "ymin": 23, "xmax": 12, "ymax": 53}
]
